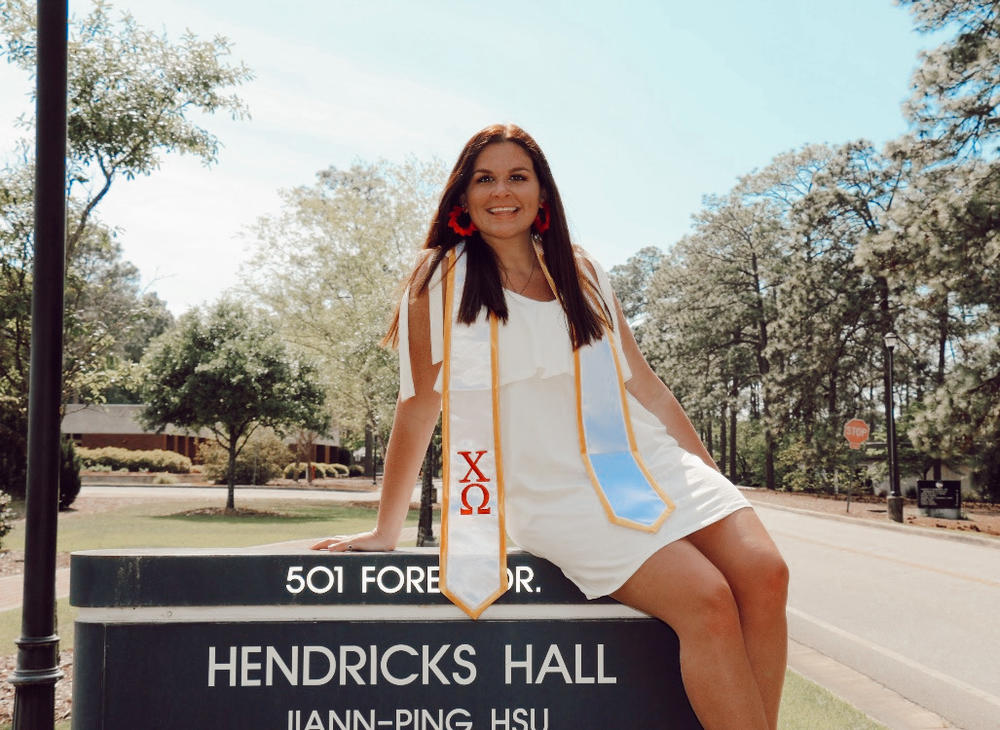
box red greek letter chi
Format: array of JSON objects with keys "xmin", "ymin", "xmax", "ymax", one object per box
[{"xmin": 457, "ymin": 450, "xmax": 490, "ymax": 483}]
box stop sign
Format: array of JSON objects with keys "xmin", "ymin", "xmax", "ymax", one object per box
[{"xmin": 844, "ymin": 418, "xmax": 870, "ymax": 449}]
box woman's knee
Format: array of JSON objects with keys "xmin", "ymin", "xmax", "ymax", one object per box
[
  {"xmin": 736, "ymin": 547, "xmax": 789, "ymax": 614},
  {"xmin": 757, "ymin": 548, "xmax": 789, "ymax": 600},
  {"xmin": 679, "ymin": 577, "xmax": 743, "ymax": 640}
]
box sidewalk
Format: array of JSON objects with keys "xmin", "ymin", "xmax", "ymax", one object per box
[{"xmin": 0, "ymin": 567, "xmax": 71, "ymax": 611}]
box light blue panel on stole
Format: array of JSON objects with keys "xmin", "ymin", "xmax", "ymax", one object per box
[{"xmin": 578, "ymin": 336, "xmax": 668, "ymax": 527}]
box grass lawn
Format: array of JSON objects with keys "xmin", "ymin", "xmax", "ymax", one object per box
[
  {"xmin": 5, "ymin": 498, "xmax": 418, "ymax": 553},
  {"xmin": 780, "ymin": 669, "xmax": 887, "ymax": 729}
]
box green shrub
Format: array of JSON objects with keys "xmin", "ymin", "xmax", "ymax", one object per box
[
  {"xmin": 76, "ymin": 446, "xmax": 192, "ymax": 474},
  {"xmin": 59, "ymin": 438, "xmax": 82, "ymax": 510},
  {"xmin": 0, "ymin": 491, "xmax": 13, "ymax": 548},
  {"xmin": 348, "ymin": 463, "xmax": 364, "ymax": 477},
  {"xmin": 284, "ymin": 462, "xmax": 332, "ymax": 480},
  {"xmin": 330, "ymin": 463, "xmax": 349, "ymax": 477},
  {"xmin": 284, "ymin": 462, "xmax": 307, "ymax": 480},
  {"xmin": 199, "ymin": 431, "xmax": 289, "ymax": 485}
]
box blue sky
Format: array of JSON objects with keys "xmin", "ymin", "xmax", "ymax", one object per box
[{"xmin": 0, "ymin": 0, "xmax": 940, "ymax": 315}]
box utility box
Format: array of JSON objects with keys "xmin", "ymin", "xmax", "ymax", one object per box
[{"xmin": 70, "ymin": 546, "xmax": 699, "ymax": 729}]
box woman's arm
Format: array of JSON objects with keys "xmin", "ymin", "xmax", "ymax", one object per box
[
  {"xmin": 312, "ymin": 272, "xmax": 442, "ymax": 552},
  {"xmin": 615, "ymin": 297, "xmax": 720, "ymax": 472}
]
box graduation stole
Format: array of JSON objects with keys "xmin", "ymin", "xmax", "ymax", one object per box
[{"xmin": 437, "ymin": 242, "xmax": 675, "ymax": 619}]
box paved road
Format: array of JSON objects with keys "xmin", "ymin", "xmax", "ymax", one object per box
[{"xmin": 757, "ymin": 504, "xmax": 1000, "ymax": 730}]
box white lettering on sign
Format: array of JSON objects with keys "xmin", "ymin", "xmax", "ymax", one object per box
[
  {"xmin": 286, "ymin": 566, "xmax": 344, "ymax": 595},
  {"xmin": 490, "ymin": 707, "xmax": 550, "ymax": 730},
  {"xmin": 208, "ymin": 646, "xmax": 236, "ymax": 687},
  {"xmin": 354, "ymin": 564, "xmax": 538, "ymax": 596},
  {"xmin": 506, "ymin": 565, "xmax": 539, "ymax": 594},
  {"xmin": 361, "ymin": 565, "xmax": 441, "ymax": 594},
  {"xmin": 208, "ymin": 644, "xmax": 477, "ymax": 688},
  {"xmin": 282, "ymin": 563, "xmax": 541, "ymax": 597},
  {"xmin": 286, "ymin": 707, "xmax": 475, "ymax": 730},
  {"xmin": 504, "ymin": 644, "xmax": 617, "ymax": 685}
]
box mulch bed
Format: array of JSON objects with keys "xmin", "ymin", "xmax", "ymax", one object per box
[
  {"xmin": 742, "ymin": 488, "xmax": 1000, "ymax": 538},
  {"xmin": 0, "ymin": 651, "xmax": 74, "ymax": 724},
  {"xmin": 0, "ymin": 550, "xmax": 71, "ymax": 579}
]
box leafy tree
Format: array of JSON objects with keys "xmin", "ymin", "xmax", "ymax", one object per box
[
  {"xmin": 0, "ymin": 165, "xmax": 33, "ymax": 496},
  {"xmin": 243, "ymin": 158, "xmax": 445, "ymax": 470},
  {"xmin": 198, "ymin": 429, "xmax": 291, "ymax": 487},
  {"xmin": 1, "ymin": 166, "xmax": 173, "ymax": 496},
  {"xmin": 609, "ymin": 245, "xmax": 664, "ymax": 324},
  {"xmin": 643, "ymin": 195, "xmax": 785, "ymax": 487},
  {"xmin": 0, "ymin": 0, "xmax": 249, "ymax": 497},
  {"xmin": 737, "ymin": 142, "xmax": 912, "ymax": 491},
  {"xmin": 640, "ymin": 141, "xmax": 915, "ymax": 492},
  {"xmin": 1, "ymin": 0, "xmax": 253, "ymax": 261},
  {"xmin": 864, "ymin": 156, "xmax": 1000, "ymax": 497},
  {"xmin": 899, "ymin": 0, "xmax": 1000, "ymax": 158},
  {"xmin": 59, "ymin": 437, "xmax": 82, "ymax": 510},
  {"xmin": 857, "ymin": 0, "xmax": 1000, "ymax": 498},
  {"xmin": 140, "ymin": 300, "xmax": 329, "ymax": 510}
]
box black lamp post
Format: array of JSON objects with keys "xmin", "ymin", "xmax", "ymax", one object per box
[
  {"xmin": 10, "ymin": 1, "xmax": 68, "ymax": 726},
  {"xmin": 884, "ymin": 331, "xmax": 903, "ymax": 523}
]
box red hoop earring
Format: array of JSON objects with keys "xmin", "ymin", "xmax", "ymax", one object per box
[
  {"xmin": 448, "ymin": 205, "xmax": 477, "ymax": 236},
  {"xmin": 533, "ymin": 202, "xmax": 551, "ymax": 234}
]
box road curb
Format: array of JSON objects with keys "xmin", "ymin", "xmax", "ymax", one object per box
[
  {"xmin": 787, "ymin": 639, "xmax": 954, "ymax": 729},
  {"xmin": 747, "ymin": 498, "xmax": 1000, "ymax": 550}
]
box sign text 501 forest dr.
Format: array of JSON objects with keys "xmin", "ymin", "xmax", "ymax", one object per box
[{"xmin": 285, "ymin": 563, "xmax": 539, "ymax": 596}]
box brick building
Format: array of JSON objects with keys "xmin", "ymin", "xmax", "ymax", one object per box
[{"xmin": 61, "ymin": 404, "xmax": 341, "ymax": 463}]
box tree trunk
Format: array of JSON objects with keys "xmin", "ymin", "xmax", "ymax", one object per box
[
  {"xmin": 877, "ymin": 275, "xmax": 896, "ymax": 491},
  {"xmin": 719, "ymin": 401, "xmax": 728, "ymax": 478},
  {"xmin": 226, "ymin": 439, "xmax": 237, "ymax": 511},
  {"xmin": 417, "ymin": 444, "xmax": 436, "ymax": 547},
  {"xmin": 763, "ymin": 404, "xmax": 776, "ymax": 490},
  {"xmin": 933, "ymin": 299, "xmax": 947, "ymax": 481},
  {"xmin": 364, "ymin": 423, "xmax": 374, "ymax": 478},
  {"xmin": 750, "ymin": 251, "xmax": 775, "ymax": 489},
  {"xmin": 729, "ymin": 386, "xmax": 738, "ymax": 483}
]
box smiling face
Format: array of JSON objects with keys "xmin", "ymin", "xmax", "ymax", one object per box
[{"xmin": 462, "ymin": 141, "xmax": 544, "ymax": 247}]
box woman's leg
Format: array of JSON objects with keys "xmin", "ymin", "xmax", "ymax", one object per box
[
  {"xmin": 611, "ymin": 539, "xmax": 770, "ymax": 730},
  {"xmin": 686, "ymin": 508, "xmax": 789, "ymax": 729}
]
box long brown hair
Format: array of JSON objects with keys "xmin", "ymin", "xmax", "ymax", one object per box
[{"xmin": 384, "ymin": 123, "xmax": 609, "ymax": 350}]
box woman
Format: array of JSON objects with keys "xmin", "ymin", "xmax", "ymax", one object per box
[{"xmin": 312, "ymin": 124, "xmax": 789, "ymax": 730}]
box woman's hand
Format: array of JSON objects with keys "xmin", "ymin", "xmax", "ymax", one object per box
[{"xmin": 310, "ymin": 530, "xmax": 395, "ymax": 553}]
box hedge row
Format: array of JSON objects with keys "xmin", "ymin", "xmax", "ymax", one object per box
[
  {"xmin": 283, "ymin": 462, "xmax": 351, "ymax": 479},
  {"xmin": 76, "ymin": 446, "xmax": 192, "ymax": 474}
]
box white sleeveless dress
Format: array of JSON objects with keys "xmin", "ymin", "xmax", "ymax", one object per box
[{"xmin": 400, "ymin": 253, "xmax": 752, "ymax": 599}]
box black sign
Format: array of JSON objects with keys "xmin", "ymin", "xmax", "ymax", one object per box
[
  {"xmin": 916, "ymin": 480, "xmax": 961, "ymax": 509},
  {"xmin": 69, "ymin": 549, "xmax": 613, "ymax": 608},
  {"xmin": 70, "ymin": 549, "xmax": 701, "ymax": 730},
  {"xmin": 73, "ymin": 619, "xmax": 697, "ymax": 730}
]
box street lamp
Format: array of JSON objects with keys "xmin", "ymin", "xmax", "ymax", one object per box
[{"xmin": 884, "ymin": 331, "xmax": 903, "ymax": 522}]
